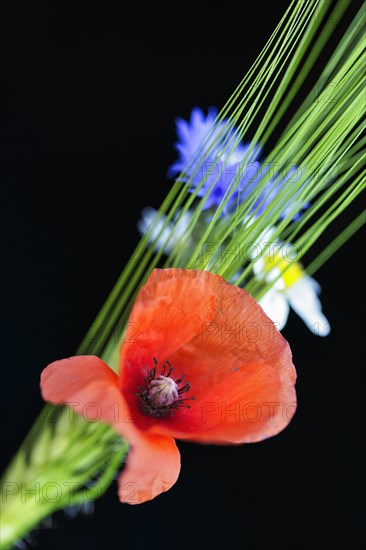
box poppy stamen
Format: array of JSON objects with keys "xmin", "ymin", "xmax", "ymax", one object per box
[
  {"xmin": 138, "ymin": 358, "xmax": 194, "ymax": 418},
  {"xmin": 161, "ymin": 359, "xmax": 172, "ymax": 376}
]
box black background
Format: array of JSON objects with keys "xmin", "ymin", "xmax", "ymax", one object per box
[{"xmin": 1, "ymin": 1, "xmax": 365, "ymax": 549}]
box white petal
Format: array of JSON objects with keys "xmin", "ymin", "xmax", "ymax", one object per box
[
  {"xmin": 137, "ymin": 207, "xmax": 191, "ymax": 255},
  {"xmin": 259, "ymin": 288, "xmax": 290, "ymax": 331},
  {"xmin": 242, "ymin": 214, "xmax": 256, "ymax": 228},
  {"xmin": 251, "ymin": 226, "xmax": 284, "ymax": 288},
  {"xmin": 255, "ymin": 225, "xmax": 277, "ymax": 245},
  {"xmin": 286, "ymin": 276, "xmax": 331, "ymax": 336},
  {"xmin": 137, "ymin": 208, "xmax": 174, "ymax": 253},
  {"xmin": 252, "ymin": 256, "xmax": 265, "ymax": 275},
  {"xmin": 174, "ymin": 211, "xmax": 192, "ymax": 240},
  {"xmin": 252, "ymin": 259, "xmax": 286, "ymax": 291},
  {"xmin": 305, "ymin": 275, "xmax": 322, "ymax": 295},
  {"xmin": 266, "ymin": 266, "xmax": 286, "ymax": 290}
]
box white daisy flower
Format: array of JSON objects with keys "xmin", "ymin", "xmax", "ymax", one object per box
[
  {"xmin": 252, "ymin": 229, "xmax": 330, "ymax": 336},
  {"xmin": 137, "ymin": 207, "xmax": 192, "ymax": 255}
]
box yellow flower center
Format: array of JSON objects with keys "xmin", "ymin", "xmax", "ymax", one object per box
[{"xmin": 264, "ymin": 253, "xmax": 304, "ymax": 289}]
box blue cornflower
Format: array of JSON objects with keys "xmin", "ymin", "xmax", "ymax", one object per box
[
  {"xmin": 168, "ymin": 107, "xmax": 223, "ymax": 177},
  {"xmin": 168, "ymin": 107, "xmax": 261, "ymax": 211},
  {"xmin": 169, "ymin": 107, "xmax": 306, "ymax": 218},
  {"xmin": 225, "ymin": 164, "xmax": 306, "ymax": 219}
]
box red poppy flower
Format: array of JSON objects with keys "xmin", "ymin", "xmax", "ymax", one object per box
[{"xmin": 40, "ymin": 269, "xmax": 296, "ymax": 504}]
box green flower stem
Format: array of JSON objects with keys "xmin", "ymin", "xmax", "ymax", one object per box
[{"xmin": 0, "ymin": 406, "xmax": 128, "ymax": 550}]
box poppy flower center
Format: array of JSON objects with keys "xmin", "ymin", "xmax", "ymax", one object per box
[{"xmin": 138, "ymin": 358, "xmax": 195, "ymax": 418}]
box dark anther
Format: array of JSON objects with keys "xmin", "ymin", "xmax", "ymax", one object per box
[{"xmin": 138, "ymin": 358, "xmax": 195, "ymax": 418}]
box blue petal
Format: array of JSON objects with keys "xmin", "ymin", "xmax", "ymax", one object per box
[{"xmin": 168, "ymin": 106, "xmax": 308, "ymax": 219}]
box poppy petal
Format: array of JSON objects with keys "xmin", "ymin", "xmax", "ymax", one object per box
[
  {"xmin": 152, "ymin": 359, "xmax": 296, "ymax": 443},
  {"xmin": 120, "ymin": 269, "xmax": 296, "ymax": 443},
  {"xmin": 41, "ymin": 356, "xmax": 181, "ymax": 504},
  {"xmin": 118, "ymin": 434, "xmax": 180, "ymax": 504},
  {"xmin": 119, "ymin": 269, "xmax": 218, "ymax": 416},
  {"xmin": 40, "ymin": 355, "xmax": 136, "ymax": 441}
]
